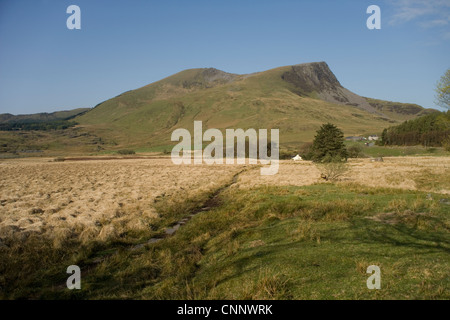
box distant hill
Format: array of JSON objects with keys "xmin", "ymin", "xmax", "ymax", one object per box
[
  {"xmin": 365, "ymin": 98, "xmax": 439, "ymax": 121},
  {"xmin": 75, "ymin": 62, "xmax": 435, "ymax": 149},
  {"xmin": 0, "ymin": 108, "xmax": 90, "ymax": 124}
]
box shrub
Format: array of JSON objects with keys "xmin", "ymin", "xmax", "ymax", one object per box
[
  {"xmin": 347, "ymin": 144, "xmax": 364, "ymax": 158},
  {"xmin": 279, "ymin": 150, "xmax": 295, "ymax": 160},
  {"xmin": 117, "ymin": 149, "xmax": 135, "ymax": 155},
  {"xmin": 299, "ymin": 142, "xmax": 313, "ymax": 160},
  {"xmin": 316, "ymin": 155, "xmax": 350, "ymax": 181}
]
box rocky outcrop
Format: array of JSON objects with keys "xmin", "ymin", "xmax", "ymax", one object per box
[{"xmin": 281, "ymin": 62, "xmax": 383, "ymax": 115}]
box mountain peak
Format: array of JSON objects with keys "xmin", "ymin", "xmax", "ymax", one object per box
[
  {"xmin": 282, "ymin": 61, "xmax": 341, "ymax": 93},
  {"xmin": 157, "ymin": 67, "xmax": 239, "ymax": 90},
  {"xmin": 281, "ymin": 61, "xmax": 380, "ymax": 115},
  {"xmin": 200, "ymin": 67, "xmax": 238, "ymax": 83}
]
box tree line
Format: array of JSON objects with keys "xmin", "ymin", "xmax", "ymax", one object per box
[{"xmin": 379, "ymin": 111, "xmax": 450, "ymax": 148}]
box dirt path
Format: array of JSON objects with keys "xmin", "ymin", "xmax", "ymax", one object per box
[{"xmin": 130, "ymin": 168, "xmax": 246, "ymax": 251}]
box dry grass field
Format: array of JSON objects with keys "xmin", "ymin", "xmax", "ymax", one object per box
[
  {"xmin": 0, "ymin": 156, "xmax": 448, "ymax": 299},
  {"xmin": 235, "ymin": 156, "xmax": 450, "ymax": 194},
  {"xmin": 0, "ymin": 158, "xmax": 243, "ymax": 247},
  {"xmin": 1, "ymin": 156, "xmax": 448, "ymax": 247}
]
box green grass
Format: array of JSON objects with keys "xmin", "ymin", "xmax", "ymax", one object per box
[
  {"xmin": 166, "ymin": 184, "xmax": 449, "ymax": 300},
  {"xmin": 345, "ymin": 141, "xmax": 450, "ymax": 158},
  {"xmin": 2, "ymin": 183, "xmax": 448, "ymax": 299},
  {"xmin": 135, "ymin": 145, "xmax": 174, "ymax": 153}
]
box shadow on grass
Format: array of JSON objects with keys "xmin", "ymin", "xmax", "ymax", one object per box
[{"xmin": 350, "ymin": 218, "xmax": 450, "ymax": 254}]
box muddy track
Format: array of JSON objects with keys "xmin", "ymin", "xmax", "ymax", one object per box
[
  {"xmin": 82, "ymin": 167, "xmax": 249, "ymax": 265},
  {"xmin": 59, "ymin": 156, "xmax": 172, "ymax": 161},
  {"xmin": 130, "ymin": 168, "xmax": 245, "ymax": 251}
]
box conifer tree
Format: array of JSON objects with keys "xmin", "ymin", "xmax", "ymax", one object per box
[{"xmin": 310, "ymin": 123, "xmax": 348, "ymax": 162}]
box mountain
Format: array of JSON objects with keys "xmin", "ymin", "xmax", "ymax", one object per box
[
  {"xmin": 0, "ymin": 108, "xmax": 90, "ymax": 124},
  {"xmin": 70, "ymin": 62, "xmax": 435, "ymax": 150}
]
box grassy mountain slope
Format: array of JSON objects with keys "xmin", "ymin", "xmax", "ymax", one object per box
[{"xmin": 77, "ymin": 62, "xmax": 431, "ymax": 150}]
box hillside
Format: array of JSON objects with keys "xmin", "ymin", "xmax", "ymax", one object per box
[
  {"xmin": 75, "ymin": 62, "xmax": 433, "ymax": 150},
  {"xmin": 365, "ymin": 98, "xmax": 439, "ymax": 121}
]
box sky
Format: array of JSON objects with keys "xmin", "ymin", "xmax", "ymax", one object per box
[{"xmin": 0, "ymin": 0, "xmax": 449, "ymax": 115}]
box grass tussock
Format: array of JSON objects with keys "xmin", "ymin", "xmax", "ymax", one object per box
[{"xmin": 240, "ymin": 268, "xmax": 293, "ymax": 300}]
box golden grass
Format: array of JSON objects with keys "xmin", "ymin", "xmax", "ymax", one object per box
[
  {"xmin": 0, "ymin": 156, "xmax": 448, "ymax": 249},
  {"xmin": 234, "ymin": 156, "xmax": 450, "ymax": 194},
  {"xmin": 0, "ymin": 158, "xmax": 243, "ymax": 246}
]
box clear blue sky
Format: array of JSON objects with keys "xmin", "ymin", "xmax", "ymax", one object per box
[{"xmin": 0, "ymin": 0, "xmax": 448, "ymax": 114}]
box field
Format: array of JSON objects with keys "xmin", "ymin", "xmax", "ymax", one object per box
[
  {"xmin": 0, "ymin": 158, "xmax": 242, "ymax": 246},
  {"xmin": 0, "ymin": 157, "xmax": 449, "ymax": 299}
]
